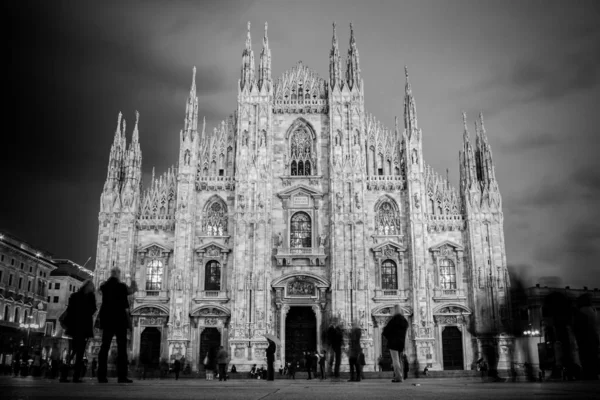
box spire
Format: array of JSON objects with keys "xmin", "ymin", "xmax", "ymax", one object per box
[
  {"xmin": 132, "ymin": 110, "xmax": 140, "ymax": 143},
  {"xmin": 258, "ymin": 22, "xmax": 272, "ymax": 91},
  {"xmin": 478, "ymin": 111, "xmax": 496, "ymax": 184},
  {"xmin": 462, "ymin": 111, "xmax": 469, "ymax": 142},
  {"xmin": 329, "ymin": 21, "xmax": 342, "ymax": 90},
  {"xmin": 240, "ymin": 21, "xmax": 255, "ymax": 91},
  {"xmin": 184, "ymin": 67, "xmax": 199, "ymax": 133},
  {"xmin": 403, "ymin": 66, "xmax": 418, "ymax": 137},
  {"xmin": 114, "ymin": 111, "xmax": 123, "ymax": 141},
  {"xmin": 346, "ymin": 22, "xmax": 361, "ymax": 90},
  {"xmin": 190, "ymin": 66, "xmax": 197, "ymax": 97}
]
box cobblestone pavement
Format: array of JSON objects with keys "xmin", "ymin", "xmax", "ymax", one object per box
[{"xmin": 2, "ymin": 376, "xmax": 599, "ymax": 400}]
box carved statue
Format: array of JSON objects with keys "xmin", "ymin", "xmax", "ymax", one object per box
[
  {"xmin": 184, "ymin": 150, "xmax": 191, "ymax": 166},
  {"xmin": 354, "ymin": 192, "xmax": 361, "ymax": 209},
  {"xmin": 277, "ymin": 232, "xmax": 283, "ymax": 248},
  {"xmin": 414, "ymin": 193, "xmax": 420, "ymax": 209},
  {"xmin": 319, "ymin": 234, "xmax": 327, "ymax": 247},
  {"xmin": 287, "ymin": 280, "xmax": 315, "ymax": 295},
  {"xmin": 412, "ymin": 149, "xmax": 418, "ymax": 164},
  {"xmin": 336, "ymin": 192, "xmax": 343, "ymax": 210}
]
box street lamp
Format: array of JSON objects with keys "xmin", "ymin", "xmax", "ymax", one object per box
[{"xmin": 20, "ymin": 317, "xmax": 40, "ymax": 352}]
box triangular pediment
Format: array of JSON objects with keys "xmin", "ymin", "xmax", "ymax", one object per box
[
  {"xmin": 277, "ymin": 184, "xmax": 323, "ymax": 199},
  {"xmin": 371, "ymin": 240, "xmax": 406, "ymax": 252},
  {"xmin": 195, "ymin": 241, "xmax": 230, "ymax": 253},
  {"xmin": 429, "ymin": 240, "xmax": 464, "ymax": 252},
  {"xmin": 138, "ymin": 242, "xmax": 172, "ymax": 254}
]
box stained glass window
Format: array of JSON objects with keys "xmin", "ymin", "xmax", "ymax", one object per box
[
  {"xmin": 439, "ymin": 259, "xmax": 457, "ymax": 290},
  {"xmin": 290, "ymin": 127, "xmax": 313, "ymax": 176},
  {"xmin": 145, "ymin": 260, "xmax": 163, "ymax": 291},
  {"xmin": 381, "ymin": 260, "xmax": 398, "ymax": 290},
  {"xmin": 290, "ymin": 212, "xmax": 311, "ymax": 248},
  {"xmin": 206, "ymin": 202, "xmax": 227, "ymax": 236},
  {"xmin": 376, "ymin": 201, "xmax": 401, "ymax": 235},
  {"xmin": 205, "ymin": 261, "xmax": 221, "ymax": 291}
]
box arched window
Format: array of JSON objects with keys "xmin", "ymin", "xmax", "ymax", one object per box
[
  {"xmin": 290, "ymin": 212, "xmax": 311, "ymax": 248},
  {"xmin": 204, "ymin": 201, "xmax": 227, "ymax": 236},
  {"xmin": 145, "ymin": 260, "xmax": 164, "ymax": 291},
  {"xmin": 14, "ymin": 307, "xmax": 19, "ymax": 324},
  {"xmin": 205, "ymin": 261, "xmax": 221, "ymax": 291},
  {"xmin": 3, "ymin": 306, "xmax": 9, "ymax": 321},
  {"xmin": 376, "ymin": 200, "xmax": 401, "ymax": 235},
  {"xmin": 289, "ymin": 127, "xmax": 313, "ymax": 176},
  {"xmin": 381, "ymin": 260, "xmax": 398, "ymax": 290},
  {"xmin": 439, "ymin": 259, "xmax": 457, "ymax": 290},
  {"xmin": 23, "ymin": 310, "xmax": 28, "ymax": 324}
]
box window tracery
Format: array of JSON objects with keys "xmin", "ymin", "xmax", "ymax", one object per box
[
  {"xmin": 289, "ymin": 127, "xmax": 314, "ymax": 176},
  {"xmin": 205, "ymin": 261, "xmax": 221, "ymax": 291},
  {"xmin": 381, "ymin": 259, "xmax": 398, "ymax": 290},
  {"xmin": 375, "ymin": 200, "xmax": 401, "ymax": 235},
  {"xmin": 145, "ymin": 260, "xmax": 163, "ymax": 291},
  {"xmin": 203, "ymin": 200, "xmax": 228, "ymax": 236},
  {"xmin": 439, "ymin": 258, "xmax": 457, "ymax": 290},
  {"xmin": 290, "ymin": 212, "xmax": 311, "ymax": 248}
]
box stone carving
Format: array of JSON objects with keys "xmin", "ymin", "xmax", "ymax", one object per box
[
  {"xmin": 354, "ymin": 192, "xmax": 361, "ymax": 209},
  {"xmin": 413, "ymin": 193, "xmax": 420, "ymax": 209},
  {"xmin": 137, "ymin": 307, "xmax": 163, "ymax": 315},
  {"xmin": 436, "ymin": 315, "xmax": 458, "ymax": 325},
  {"xmin": 184, "ymin": 149, "xmax": 191, "ymax": 166},
  {"xmin": 140, "ymin": 317, "xmax": 165, "ymax": 326},
  {"xmin": 147, "ymin": 245, "xmax": 162, "ymax": 258},
  {"xmin": 196, "ymin": 307, "xmax": 225, "ymax": 316},
  {"xmin": 287, "ymin": 280, "xmax": 315, "ymax": 295},
  {"xmin": 336, "ymin": 192, "xmax": 343, "ymax": 211},
  {"xmin": 319, "ymin": 234, "xmax": 327, "ymax": 247},
  {"xmin": 438, "ymin": 306, "xmax": 464, "ymax": 314},
  {"xmin": 207, "ymin": 245, "xmax": 220, "ymax": 257},
  {"xmin": 204, "ymin": 318, "xmax": 218, "ymax": 325}
]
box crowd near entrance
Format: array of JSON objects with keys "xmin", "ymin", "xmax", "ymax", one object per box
[
  {"xmin": 285, "ymin": 307, "xmax": 317, "ymax": 362},
  {"xmin": 442, "ymin": 326, "xmax": 464, "ymax": 370}
]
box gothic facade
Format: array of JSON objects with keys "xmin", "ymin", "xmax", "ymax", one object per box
[{"xmin": 92, "ymin": 22, "xmax": 512, "ymax": 372}]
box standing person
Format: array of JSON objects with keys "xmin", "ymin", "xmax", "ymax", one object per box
[
  {"xmin": 62, "ymin": 280, "xmax": 97, "ymax": 383},
  {"xmin": 326, "ymin": 320, "xmax": 344, "ymax": 378},
  {"xmin": 382, "ymin": 305, "xmax": 409, "ymax": 383},
  {"xmin": 266, "ymin": 339, "xmax": 276, "ymax": 381},
  {"xmin": 173, "ymin": 359, "xmax": 181, "ymax": 380},
  {"xmin": 319, "ymin": 351, "xmax": 326, "ymax": 380},
  {"xmin": 97, "ymin": 267, "xmax": 136, "ymax": 383},
  {"xmin": 402, "ymin": 353, "xmax": 409, "ymax": 380},
  {"xmin": 304, "ymin": 351, "xmax": 313, "ymax": 380},
  {"xmin": 91, "ymin": 358, "xmax": 97, "ymax": 378},
  {"xmin": 348, "ymin": 323, "xmax": 362, "ymax": 382},
  {"xmin": 289, "ymin": 358, "xmax": 296, "ymax": 379},
  {"xmin": 216, "ymin": 346, "xmax": 229, "ymax": 381},
  {"xmin": 358, "ymin": 350, "xmax": 366, "ymax": 380}
]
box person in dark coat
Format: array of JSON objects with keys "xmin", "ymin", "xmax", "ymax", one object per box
[
  {"xmin": 173, "ymin": 359, "xmax": 181, "ymax": 380},
  {"xmin": 304, "ymin": 351, "xmax": 313, "ymax": 380},
  {"xmin": 266, "ymin": 339, "xmax": 276, "ymax": 381},
  {"xmin": 326, "ymin": 320, "xmax": 344, "ymax": 378},
  {"xmin": 319, "ymin": 351, "xmax": 327, "ymax": 380},
  {"xmin": 97, "ymin": 267, "xmax": 136, "ymax": 383},
  {"xmin": 348, "ymin": 323, "xmax": 362, "ymax": 382},
  {"xmin": 402, "ymin": 353, "xmax": 409, "ymax": 380},
  {"xmin": 62, "ymin": 280, "xmax": 97, "ymax": 383},
  {"xmin": 216, "ymin": 346, "xmax": 229, "ymax": 381},
  {"xmin": 382, "ymin": 305, "xmax": 409, "ymax": 383}
]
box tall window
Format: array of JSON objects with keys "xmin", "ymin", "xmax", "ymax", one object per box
[
  {"xmin": 439, "ymin": 259, "xmax": 457, "ymax": 289},
  {"xmin": 205, "ymin": 261, "xmax": 221, "ymax": 291},
  {"xmin": 290, "ymin": 212, "xmax": 311, "ymax": 248},
  {"xmin": 205, "ymin": 202, "xmax": 227, "ymax": 236},
  {"xmin": 290, "ymin": 127, "xmax": 313, "ymax": 176},
  {"xmin": 23, "ymin": 310, "xmax": 28, "ymax": 323},
  {"xmin": 376, "ymin": 200, "xmax": 401, "ymax": 235},
  {"xmin": 381, "ymin": 260, "xmax": 398, "ymax": 290},
  {"xmin": 3, "ymin": 305, "xmax": 9, "ymax": 321},
  {"xmin": 14, "ymin": 308, "xmax": 19, "ymax": 324},
  {"xmin": 145, "ymin": 260, "xmax": 163, "ymax": 291}
]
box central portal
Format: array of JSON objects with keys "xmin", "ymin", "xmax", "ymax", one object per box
[{"xmin": 285, "ymin": 307, "xmax": 316, "ymax": 363}]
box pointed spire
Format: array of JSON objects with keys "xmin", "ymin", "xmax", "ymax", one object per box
[
  {"xmin": 132, "ymin": 111, "xmax": 140, "ymax": 143},
  {"xmin": 114, "ymin": 111, "xmax": 123, "ymax": 140},
  {"xmin": 462, "ymin": 111, "xmax": 469, "ymax": 142},
  {"xmin": 258, "ymin": 21, "xmax": 272, "ymax": 91},
  {"xmin": 190, "ymin": 66, "xmax": 197, "ymax": 97},
  {"xmin": 346, "ymin": 22, "xmax": 361, "ymax": 90},
  {"xmin": 403, "ymin": 66, "xmax": 418, "ymax": 136},
  {"xmin": 329, "ymin": 21, "xmax": 342, "ymax": 90},
  {"xmin": 240, "ymin": 22, "xmax": 255, "ymax": 90}
]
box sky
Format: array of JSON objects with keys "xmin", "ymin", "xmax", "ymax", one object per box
[{"xmin": 6, "ymin": 0, "xmax": 600, "ymax": 288}]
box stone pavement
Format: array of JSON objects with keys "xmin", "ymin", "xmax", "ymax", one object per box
[{"xmin": 2, "ymin": 376, "xmax": 599, "ymax": 400}]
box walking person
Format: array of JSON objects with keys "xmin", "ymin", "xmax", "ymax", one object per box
[
  {"xmin": 319, "ymin": 351, "xmax": 326, "ymax": 380},
  {"xmin": 266, "ymin": 339, "xmax": 276, "ymax": 381},
  {"xmin": 402, "ymin": 353, "xmax": 409, "ymax": 380},
  {"xmin": 348, "ymin": 323, "xmax": 362, "ymax": 382},
  {"xmin": 97, "ymin": 267, "xmax": 137, "ymax": 383},
  {"xmin": 216, "ymin": 346, "xmax": 229, "ymax": 381},
  {"xmin": 61, "ymin": 280, "xmax": 97, "ymax": 383},
  {"xmin": 326, "ymin": 319, "xmax": 344, "ymax": 378},
  {"xmin": 289, "ymin": 359, "xmax": 296, "ymax": 379},
  {"xmin": 305, "ymin": 351, "xmax": 313, "ymax": 380},
  {"xmin": 173, "ymin": 359, "xmax": 181, "ymax": 380},
  {"xmin": 382, "ymin": 305, "xmax": 409, "ymax": 383},
  {"xmin": 358, "ymin": 350, "xmax": 366, "ymax": 380}
]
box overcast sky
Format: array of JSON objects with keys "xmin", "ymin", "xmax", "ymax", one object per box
[{"xmin": 6, "ymin": 0, "xmax": 600, "ymax": 288}]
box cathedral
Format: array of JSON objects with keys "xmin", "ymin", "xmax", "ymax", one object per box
[{"xmin": 92, "ymin": 22, "xmax": 513, "ymax": 373}]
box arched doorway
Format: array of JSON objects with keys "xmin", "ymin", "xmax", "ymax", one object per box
[
  {"xmin": 442, "ymin": 326, "xmax": 464, "ymax": 370},
  {"xmin": 200, "ymin": 328, "xmax": 221, "ymax": 369},
  {"xmin": 139, "ymin": 327, "xmax": 161, "ymax": 366},
  {"xmin": 380, "ymin": 334, "xmax": 393, "ymax": 371},
  {"xmin": 285, "ymin": 307, "xmax": 316, "ymax": 363}
]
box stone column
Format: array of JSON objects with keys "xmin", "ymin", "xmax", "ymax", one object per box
[
  {"xmin": 280, "ymin": 304, "xmax": 290, "ymax": 364},
  {"xmin": 312, "ymin": 305, "xmax": 322, "ymax": 352}
]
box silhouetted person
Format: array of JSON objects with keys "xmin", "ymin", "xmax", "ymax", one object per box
[
  {"xmin": 216, "ymin": 346, "xmax": 229, "ymax": 381},
  {"xmin": 319, "ymin": 351, "xmax": 326, "ymax": 379},
  {"xmin": 266, "ymin": 339, "xmax": 276, "ymax": 381},
  {"xmin": 348, "ymin": 323, "xmax": 362, "ymax": 382},
  {"xmin": 173, "ymin": 359, "xmax": 181, "ymax": 380},
  {"xmin": 327, "ymin": 321, "xmax": 344, "ymax": 378},
  {"xmin": 305, "ymin": 351, "xmax": 313, "ymax": 380},
  {"xmin": 575, "ymin": 293, "xmax": 599, "ymax": 380},
  {"xmin": 383, "ymin": 305, "xmax": 409, "ymax": 383},
  {"xmin": 402, "ymin": 353, "xmax": 409, "ymax": 380},
  {"xmin": 97, "ymin": 267, "xmax": 136, "ymax": 383},
  {"xmin": 61, "ymin": 280, "xmax": 97, "ymax": 383}
]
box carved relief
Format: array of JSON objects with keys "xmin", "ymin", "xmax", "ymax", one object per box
[{"xmin": 287, "ymin": 280, "xmax": 315, "ymax": 296}]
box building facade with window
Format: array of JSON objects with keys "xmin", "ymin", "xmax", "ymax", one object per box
[
  {"xmin": 92, "ymin": 23, "xmax": 511, "ymax": 373},
  {"xmin": 0, "ymin": 231, "xmax": 55, "ymax": 365}
]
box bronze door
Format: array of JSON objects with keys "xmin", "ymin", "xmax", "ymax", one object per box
[
  {"xmin": 442, "ymin": 326, "xmax": 464, "ymax": 370},
  {"xmin": 285, "ymin": 307, "xmax": 316, "ymax": 364}
]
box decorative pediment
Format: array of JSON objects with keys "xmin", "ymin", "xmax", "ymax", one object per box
[
  {"xmin": 432, "ymin": 304, "xmax": 472, "ymax": 315},
  {"xmin": 190, "ymin": 305, "xmax": 231, "ymax": 317},
  {"xmin": 195, "ymin": 241, "xmax": 230, "ymax": 256},
  {"xmin": 371, "ymin": 240, "xmax": 406, "ymax": 259},
  {"xmin": 138, "ymin": 242, "xmax": 172, "ymax": 257},
  {"xmin": 429, "ymin": 240, "xmax": 464, "ymax": 254},
  {"xmin": 271, "ymin": 272, "xmax": 330, "ymax": 289},
  {"xmin": 131, "ymin": 305, "xmax": 170, "ymax": 316},
  {"xmin": 277, "ymin": 184, "xmax": 324, "ymax": 200}
]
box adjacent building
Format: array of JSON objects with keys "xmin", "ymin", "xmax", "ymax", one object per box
[
  {"xmin": 0, "ymin": 231, "xmax": 55, "ymax": 365},
  {"xmin": 92, "ymin": 22, "xmax": 512, "ymax": 372}
]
